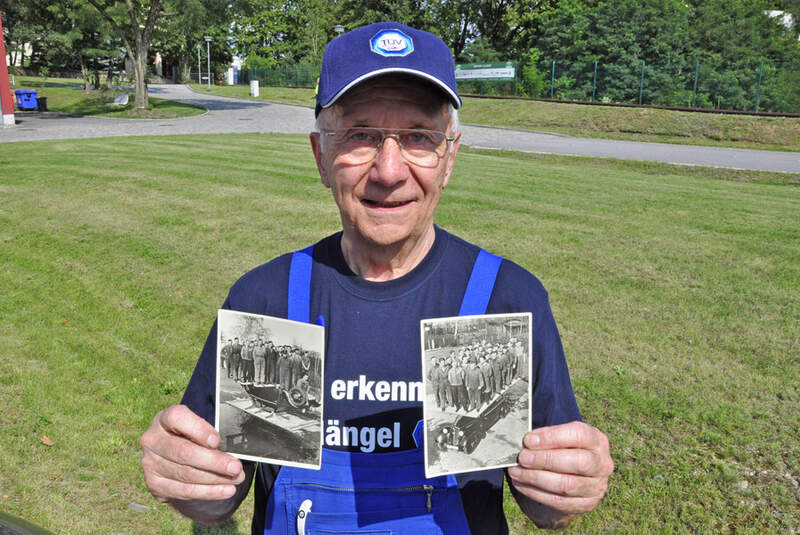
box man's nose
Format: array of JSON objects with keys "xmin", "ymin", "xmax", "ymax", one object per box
[{"xmin": 370, "ymin": 135, "xmax": 410, "ymax": 185}]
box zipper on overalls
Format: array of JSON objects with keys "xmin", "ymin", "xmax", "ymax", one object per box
[{"xmin": 296, "ymin": 482, "xmax": 435, "ymax": 512}]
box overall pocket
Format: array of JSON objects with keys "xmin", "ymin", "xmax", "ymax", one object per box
[{"xmin": 287, "ymin": 481, "xmax": 446, "ymax": 535}]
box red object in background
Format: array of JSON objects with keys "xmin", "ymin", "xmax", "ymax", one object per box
[{"xmin": 1, "ymin": 11, "xmax": 17, "ymax": 121}]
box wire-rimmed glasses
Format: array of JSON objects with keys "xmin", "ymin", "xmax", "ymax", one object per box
[{"xmin": 321, "ymin": 127, "xmax": 456, "ymax": 168}]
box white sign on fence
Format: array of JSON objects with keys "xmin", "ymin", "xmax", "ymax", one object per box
[{"xmin": 455, "ymin": 62, "xmax": 517, "ymax": 81}]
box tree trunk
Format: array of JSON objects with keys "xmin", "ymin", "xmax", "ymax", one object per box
[
  {"xmin": 79, "ymin": 55, "xmax": 90, "ymax": 92},
  {"xmin": 133, "ymin": 47, "xmax": 148, "ymax": 109},
  {"xmin": 178, "ymin": 53, "xmax": 190, "ymax": 83}
]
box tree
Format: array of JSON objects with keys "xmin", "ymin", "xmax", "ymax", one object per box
[
  {"xmin": 290, "ymin": 0, "xmax": 336, "ymax": 66},
  {"xmin": 83, "ymin": 0, "xmax": 166, "ymax": 109},
  {"xmin": 535, "ymin": 0, "xmax": 691, "ymax": 104},
  {"xmin": 688, "ymin": 0, "xmax": 800, "ymax": 111},
  {"xmin": 335, "ymin": 0, "xmax": 433, "ymax": 32},
  {"xmin": 0, "ymin": 0, "xmax": 38, "ymax": 68},
  {"xmin": 518, "ymin": 47, "xmax": 546, "ymax": 97},
  {"xmin": 474, "ymin": 0, "xmax": 559, "ymax": 59},
  {"xmin": 51, "ymin": 0, "xmax": 119, "ymax": 90},
  {"xmin": 231, "ymin": 0, "xmax": 293, "ymax": 67},
  {"xmin": 425, "ymin": 0, "xmax": 480, "ymax": 61},
  {"xmin": 157, "ymin": 0, "xmax": 233, "ymax": 82},
  {"xmin": 1, "ymin": 0, "xmax": 120, "ymax": 88}
]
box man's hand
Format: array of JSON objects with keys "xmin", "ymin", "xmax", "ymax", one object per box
[
  {"xmin": 140, "ymin": 405, "xmax": 246, "ymax": 503},
  {"xmin": 507, "ymin": 421, "xmax": 613, "ymax": 521}
]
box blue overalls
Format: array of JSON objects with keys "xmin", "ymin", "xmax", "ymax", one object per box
[{"xmin": 262, "ymin": 246, "xmax": 503, "ymax": 534}]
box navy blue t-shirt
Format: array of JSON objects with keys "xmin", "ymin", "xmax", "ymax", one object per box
[{"xmin": 182, "ymin": 227, "xmax": 580, "ymax": 535}]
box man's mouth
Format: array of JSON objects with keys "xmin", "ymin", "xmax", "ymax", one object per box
[{"xmin": 363, "ymin": 199, "xmax": 411, "ymax": 208}]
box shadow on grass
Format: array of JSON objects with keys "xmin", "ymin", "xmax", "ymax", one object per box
[
  {"xmin": 191, "ymin": 518, "xmax": 241, "ymax": 535},
  {"xmin": 55, "ymin": 93, "xmax": 205, "ymax": 119},
  {"xmin": 21, "ymin": 81, "xmax": 83, "ymax": 89}
]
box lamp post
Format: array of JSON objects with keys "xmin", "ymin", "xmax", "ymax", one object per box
[
  {"xmin": 204, "ymin": 36, "xmax": 212, "ymax": 88},
  {"xmin": 196, "ymin": 44, "xmax": 201, "ymax": 85}
]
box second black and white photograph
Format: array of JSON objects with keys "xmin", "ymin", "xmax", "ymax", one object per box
[
  {"xmin": 421, "ymin": 312, "xmax": 532, "ymax": 478},
  {"xmin": 215, "ymin": 308, "xmax": 325, "ymax": 469}
]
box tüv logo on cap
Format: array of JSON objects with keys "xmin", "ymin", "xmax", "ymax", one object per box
[{"xmin": 370, "ymin": 29, "xmax": 414, "ymax": 57}]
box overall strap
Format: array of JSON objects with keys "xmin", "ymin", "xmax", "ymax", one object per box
[
  {"xmin": 288, "ymin": 245, "xmax": 314, "ymax": 323},
  {"xmin": 288, "ymin": 245, "xmax": 502, "ymax": 321},
  {"xmin": 458, "ymin": 249, "xmax": 503, "ymax": 317}
]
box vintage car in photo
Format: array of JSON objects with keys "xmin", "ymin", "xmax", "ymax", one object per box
[{"xmin": 435, "ymin": 379, "xmax": 526, "ymax": 454}]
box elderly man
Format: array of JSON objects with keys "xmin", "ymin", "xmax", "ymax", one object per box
[{"xmin": 140, "ymin": 21, "xmax": 612, "ymax": 534}]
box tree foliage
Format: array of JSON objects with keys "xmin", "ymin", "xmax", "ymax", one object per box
[
  {"xmin": 529, "ymin": 0, "xmax": 799, "ymax": 111},
  {"xmin": 81, "ymin": 0, "xmax": 166, "ymax": 109},
  {"xmin": 535, "ymin": 0, "xmax": 691, "ymax": 104},
  {"xmin": 157, "ymin": 0, "xmax": 232, "ymax": 82},
  {"xmin": 4, "ymin": 0, "xmax": 799, "ymax": 112},
  {"xmin": 687, "ymin": 0, "xmax": 800, "ymax": 111},
  {"xmin": 1, "ymin": 0, "xmax": 117, "ymax": 83}
]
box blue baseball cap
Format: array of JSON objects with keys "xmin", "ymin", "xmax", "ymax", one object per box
[{"xmin": 315, "ymin": 21, "xmax": 461, "ymax": 117}]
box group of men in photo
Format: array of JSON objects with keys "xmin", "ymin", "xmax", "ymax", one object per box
[
  {"xmin": 428, "ymin": 338, "xmax": 527, "ymax": 415},
  {"xmin": 219, "ymin": 336, "xmax": 311, "ymax": 392}
]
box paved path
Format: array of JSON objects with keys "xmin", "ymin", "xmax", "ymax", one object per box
[
  {"xmin": 1, "ymin": 84, "xmax": 797, "ymax": 173},
  {"xmin": 463, "ymin": 125, "xmax": 799, "ymax": 174},
  {"xmin": 0, "ymin": 85, "xmax": 313, "ymax": 142}
]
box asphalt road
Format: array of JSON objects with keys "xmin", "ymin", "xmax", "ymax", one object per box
[{"xmin": 1, "ymin": 84, "xmax": 797, "ymax": 173}]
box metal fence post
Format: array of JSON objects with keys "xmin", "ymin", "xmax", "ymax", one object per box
[
  {"xmin": 638, "ymin": 60, "xmax": 645, "ymax": 105},
  {"xmin": 691, "ymin": 60, "xmax": 699, "ymax": 108},
  {"xmin": 592, "ymin": 60, "xmax": 598, "ymax": 101},
  {"xmin": 755, "ymin": 60, "xmax": 764, "ymax": 112},
  {"xmin": 550, "ymin": 60, "xmax": 555, "ymax": 98}
]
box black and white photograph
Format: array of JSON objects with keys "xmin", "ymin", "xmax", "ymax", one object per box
[
  {"xmin": 215, "ymin": 309, "xmax": 325, "ymax": 469},
  {"xmin": 421, "ymin": 313, "xmax": 532, "ymax": 478}
]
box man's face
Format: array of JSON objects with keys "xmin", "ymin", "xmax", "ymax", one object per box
[{"xmin": 311, "ymin": 76, "xmax": 460, "ymax": 251}]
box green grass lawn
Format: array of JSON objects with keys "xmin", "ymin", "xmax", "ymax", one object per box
[
  {"xmin": 189, "ymin": 82, "xmax": 318, "ymax": 108},
  {"xmin": 0, "ymin": 134, "xmax": 798, "ymax": 534},
  {"xmin": 460, "ymin": 98, "xmax": 800, "ymax": 152},
  {"xmin": 11, "ymin": 76, "xmax": 204, "ymax": 119},
  {"xmin": 187, "ymin": 83, "xmax": 800, "ymax": 152}
]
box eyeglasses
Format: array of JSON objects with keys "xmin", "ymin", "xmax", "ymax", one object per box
[{"xmin": 321, "ymin": 127, "xmax": 456, "ymax": 168}]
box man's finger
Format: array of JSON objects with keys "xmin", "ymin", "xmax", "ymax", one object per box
[
  {"xmin": 524, "ymin": 421, "xmax": 609, "ymax": 452},
  {"xmin": 508, "ymin": 466, "xmax": 602, "ymax": 498},
  {"xmin": 146, "ymin": 432, "xmax": 242, "ymax": 478},
  {"xmin": 145, "ymin": 451, "xmax": 246, "ymax": 487},
  {"xmin": 157, "ymin": 405, "xmax": 220, "ymax": 449},
  {"xmin": 517, "ymin": 447, "xmax": 605, "ymax": 477},
  {"xmin": 148, "ymin": 473, "xmax": 239, "ymax": 502},
  {"xmin": 509, "ymin": 476, "xmax": 602, "ymax": 515}
]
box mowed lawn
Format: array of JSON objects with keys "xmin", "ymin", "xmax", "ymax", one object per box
[{"xmin": 0, "ymin": 134, "xmax": 798, "ymax": 534}]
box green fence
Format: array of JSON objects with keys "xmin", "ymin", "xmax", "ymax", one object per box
[
  {"xmin": 530, "ymin": 58, "xmax": 799, "ymax": 113},
  {"xmin": 239, "ymin": 65, "xmax": 318, "ymax": 88},
  {"xmin": 240, "ymin": 57, "xmax": 799, "ymax": 114}
]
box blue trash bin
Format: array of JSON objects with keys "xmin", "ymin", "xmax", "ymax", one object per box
[{"xmin": 14, "ymin": 89, "xmax": 38, "ymax": 110}]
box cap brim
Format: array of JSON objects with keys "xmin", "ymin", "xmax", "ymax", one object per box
[{"xmin": 320, "ymin": 67, "xmax": 462, "ymax": 111}]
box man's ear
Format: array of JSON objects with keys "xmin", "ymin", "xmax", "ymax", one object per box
[
  {"xmin": 310, "ymin": 132, "xmax": 330, "ymax": 188},
  {"xmin": 441, "ymin": 131, "xmax": 461, "ymax": 190}
]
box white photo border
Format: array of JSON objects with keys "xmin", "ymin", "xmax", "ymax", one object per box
[
  {"xmin": 421, "ymin": 312, "xmax": 532, "ymax": 478},
  {"xmin": 214, "ymin": 308, "xmax": 325, "ymax": 470}
]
